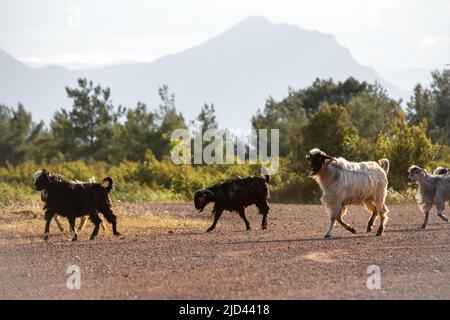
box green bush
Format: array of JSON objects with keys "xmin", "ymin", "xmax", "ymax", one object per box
[{"xmin": 375, "ymin": 113, "xmax": 439, "ymax": 190}]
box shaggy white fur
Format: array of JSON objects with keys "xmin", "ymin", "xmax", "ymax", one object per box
[{"xmin": 309, "ymin": 149, "xmax": 390, "ymax": 238}]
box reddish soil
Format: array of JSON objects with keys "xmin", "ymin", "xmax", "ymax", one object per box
[{"xmin": 0, "ymin": 203, "xmax": 449, "ymax": 299}]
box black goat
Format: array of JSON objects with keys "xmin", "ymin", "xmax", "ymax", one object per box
[
  {"xmin": 194, "ymin": 175, "xmax": 270, "ymax": 232},
  {"xmin": 33, "ymin": 169, "xmax": 120, "ymax": 241}
]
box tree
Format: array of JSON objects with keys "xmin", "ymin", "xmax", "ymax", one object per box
[
  {"xmin": 376, "ymin": 111, "xmax": 439, "ymax": 190},
  {"xmin": 407, "ymin": 84, "xmax": 433, "ymax": 125},
  {"xmin": 407, "ymin": 69, "xmax": 450, "ymax": 145},
  {"xmin": 153, "ymin": 85, "xmax": 187, "ymax": 159},
  {"xmin": 50, "ymin": 109, "xmax": 78, "ymax": 160},
  {"xmin": 430, "ymin": 70, "xmax": 450, "ymax": 145},
  {"xmin": 252, "ymin": 78, "xmax": 370, "ymax": 157},
  {"xmin": 119, "ymin": 102, "xmax": 158, "ymax": 162},
  {"xmin": 301, "ymin": 77, "xmax": 367, "ymax": 114},
  {"xmin": 0, "ymin": 104, "xmax": 44, "ymax": 165},
  {"xmin": 345, "ymin": 84, "xmax": 402, "ymax": 140},
  {"xmin": 59, "ymin": 78, "xmax": 124, "ymax": 161},
  {"xmin": 195, "ymin": 103, "xmax": 218, "ymax": 131},
  {"xmin": 252, "ymin": 91, "xmax": 308, "ymax": 157},
  {"xmin": 299, "ymin": 103, "xmax": 361, "ymax": 160}
]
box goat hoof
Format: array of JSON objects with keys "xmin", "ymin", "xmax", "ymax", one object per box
[
  {"xmin": 43, "ymin": 235, "xmax": 49, "ymax": 241},
  {"xmin": 349, "ymin": 227, "xmax": 356, "ymax": 234},
  {"xmin": 366, "ymin": 226, "xmax": 372, "ymax": 233},
  {"xmin": 375, "ymin": 232, "xmax": 383, "ymax": 237},
  {"xmin": 206, "ymin": 228, "xmax": 213, "ymax": 233},
  {"xmin": 438, "ymin": 214, "xmax": 448, "ymax": 222},
  {"xmin": 89, "ymin": 236, "xmax": 96, "ymax": 240},
  {"xmin": 324, "ymin": 234, "xmax": 332, "ymax": 239},
  {"xmin": 71, "ymin": 238, "xmax": 78, "ymax": 242},
  {"xmin": 246, "ymin": 227, "xmax": 251, "ymax": 231},
  {"xmin": 114, "ymin": 232, "xmax": 121, "ymax": 237},
  {"xmin": 262, "ymin": 225, "xmax": 267, "ymax": 230},
  {"xmin": 421, "ymin": 224, "xmax": 427, "ymax": 229}
]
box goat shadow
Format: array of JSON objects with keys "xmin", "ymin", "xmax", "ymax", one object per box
[
  {"xmin": 220, "ymin": 234, "xmax": 369, "ymax": 246},
  {"xmin": 386, "ymin": 226, "xmax": 450, "ymax": 233}
]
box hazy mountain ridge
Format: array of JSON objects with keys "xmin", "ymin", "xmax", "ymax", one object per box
[{"xmin": 0, "ymin": 16, "xmax": 408, "ymax": 129}]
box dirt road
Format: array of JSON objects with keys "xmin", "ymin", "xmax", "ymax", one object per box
[{"xmin": 0, "ymin": 203, "xmax": 449, "ymax": 299}]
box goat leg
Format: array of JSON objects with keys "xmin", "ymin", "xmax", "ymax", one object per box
[
  {"xmin": 421, "ymin": 203, "xmax": 432, "ymax": 229},
  {"xmin": 89, "ymin": 214, "xmax": 102, "ymax": 240},
  {"xmin": 78, "ymin": 216, "xmax": 87, "ymax": 231},
  {"xmin": 238, "ymin": 208, "xmax": 251, "ymax": 231},
  {"xmin": 207, "ymin": 209, "xmax": 223, "ymax": 232},
  {"xmin": 257, "ymin": 201, "xmax": 270, "ymax": 230},
  {"xmin": 54, "ymin": 215, "xmax": 65, "ymax": 233},
  {"xmin": 437, "ymin": 203, "xmax": 448, "ymax": 222},
  {"xmin": 43, "ymin": 210, "xmax": 56, "ymax": 241},
  {"xmin": 337, "ymin": 206, "xmax": 356, "ymax": 234},
  {"xmin": 43, "ymin": 219, "xmax": 51, "ymax": 241},
  {"xmin": 68, "ymin": 217, "xmax": 78, "ymax": 241},
  {"xmin": 366, "ymin": 209, "xmax": 378, "ymax": 233}
]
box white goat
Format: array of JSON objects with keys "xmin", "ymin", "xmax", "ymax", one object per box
[{"xmin": 306, "ymin": 148, "xmax": 390, "ymax": 238}]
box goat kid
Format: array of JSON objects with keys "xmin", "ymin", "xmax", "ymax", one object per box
[
  {"xmin": 408, "ymin": 165, "xmax": 450, "ymax": 229},
  {"xmin": 194, "ymin": 175, "xmax": 270, "ymax": 232}
]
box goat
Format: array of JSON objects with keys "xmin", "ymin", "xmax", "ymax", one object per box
[
  {"xmin": 40, "ymin": 190, "xmax": 106, "ymax": 233},
  {"xmin": 306, "ymin": 148, "xmax": 390, "ymax": 238},
  {"xmin": 33, "ymin": 169, "xmax": 120, "ymax": 241},
  {"xmin": 408, "ymin": 165, "xmax": 450, "ymax": 229},
  {"xmin": 194, "ymin": 175, "xmax": 270, "ymax": 232}
]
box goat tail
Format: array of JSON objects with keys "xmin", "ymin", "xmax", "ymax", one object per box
[
  {"xmin": 378, "ymin": 159, "xmax": 390, "ymax": 175},
  {"xmin": 102, "ymin": 177, "xmax": 114, "ymax": 192},
  {"xmin": 264, "ymin": 175, "xmax": 270, "ymax": 183}
]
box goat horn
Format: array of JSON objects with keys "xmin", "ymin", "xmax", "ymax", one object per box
[
  {"xmin": 322, "ymin": 154, "xmax": 336, "ymax": 163},
  {"xmin": 202, "ymin": 189, "xmax": 215, "ymax": 196}
]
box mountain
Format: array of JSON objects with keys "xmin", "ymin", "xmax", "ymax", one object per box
[
  {"xmin": 0, "ymin": 16, "xmax": 407, "ymax": 129},
  {"xmin": 0, "ymin": 49, "xmax": 75, "ymax": 122}
]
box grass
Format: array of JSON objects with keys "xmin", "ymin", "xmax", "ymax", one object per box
[
  {"xmin": 112, "ymin": 186, "xmax": 186, "ymax": 202},
  {"xmin": 385, "ymin": 187, "xmax": 416, "ymax": 205}
]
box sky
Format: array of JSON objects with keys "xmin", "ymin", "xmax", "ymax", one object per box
[{"xmin": 0, "ymin": 0, "xmax": 449, "ymax": 71}]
